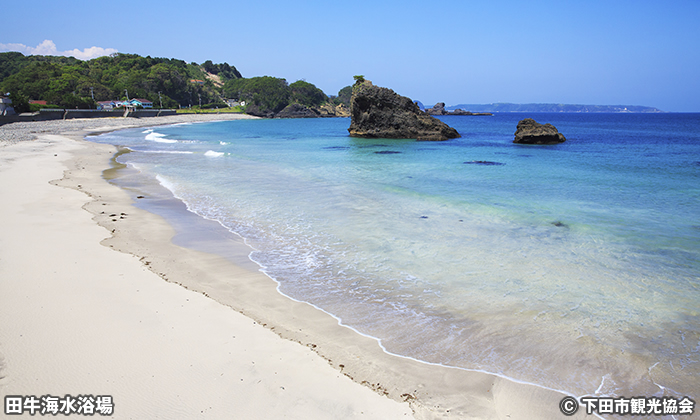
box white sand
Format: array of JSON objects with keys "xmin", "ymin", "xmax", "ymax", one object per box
[{"xmin": 0, "ymin": 117, "xmax": 585, "ymax": 419}]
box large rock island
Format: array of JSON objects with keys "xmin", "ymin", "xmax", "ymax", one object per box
[
  {"xmin": 348, "ymin": 80, "xmax": 460, "ymax": 141},
  {"xmin": 513, "ymin": 118, "xmax": 567, "ymax": 144}
]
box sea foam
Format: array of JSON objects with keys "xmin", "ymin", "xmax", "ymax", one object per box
[{"xmin": 145, "ymin": 131, "xmax": 177, "ymax": 143}]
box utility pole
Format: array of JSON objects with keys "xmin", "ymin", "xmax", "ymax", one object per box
[
  {"xmin": 123, "ymin": 89, "xmax": 132, "ymax": 115},
  {"xmin": 198, "ymin": 93, "xmax": 202, "ymax": 108},
  {"xmin": 89, "ymin": 87, "xmax": 94, "ymax": 104},
  {"xmin": 158, "ymin": 91, "xmax": 163, "ymax": 109}
]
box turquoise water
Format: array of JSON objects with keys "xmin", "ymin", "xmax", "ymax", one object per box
[{"xmin": 91, "ymin": 113, "xmax": 700, "ymax": 401}]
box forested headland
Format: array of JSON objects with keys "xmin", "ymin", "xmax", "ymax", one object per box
[{"xmin": 0, "ymin": 52, "xmax": 351, "ymax": 117}]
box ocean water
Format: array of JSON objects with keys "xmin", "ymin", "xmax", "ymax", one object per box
[{"xmin": 90, "ymin": 113, "xmax": 700, "ymax": 402}]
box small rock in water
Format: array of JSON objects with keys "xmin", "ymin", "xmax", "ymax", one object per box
[
  {"xmin": 463, "ymin": 160, "xmax": 505, "ymax": 166},
  {"xmin": 514, "ymin": 119, "xmax": 566, "ymax": 144}
]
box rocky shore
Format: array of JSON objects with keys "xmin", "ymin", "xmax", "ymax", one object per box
[{"xmin": 244, "ymin": 102, "xmax": 350, "ymax": 119}]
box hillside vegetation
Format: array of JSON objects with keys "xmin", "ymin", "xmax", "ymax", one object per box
[
  {"xmin": 0, "ymin": 52, "xmax": 240, "ymax": 111},
  {"xmin": 0, "ymin": 52, "xmax": 351, "ymax": 117}
]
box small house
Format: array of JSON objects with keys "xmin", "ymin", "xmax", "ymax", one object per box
[
  {"xmin": 130, "ymin": 99, "xmax": 153, "ymax": 109},
  {"xmin": 97, "ymin": 101, "xmax": 116, "ymax": 110}
]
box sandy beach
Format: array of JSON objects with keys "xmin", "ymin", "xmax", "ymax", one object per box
[{"xmin": 0, "ymin": 115, "xmax": 583, "ymax": 419}]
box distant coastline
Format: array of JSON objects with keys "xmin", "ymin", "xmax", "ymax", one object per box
[{"xmin": 440, "ymin": 103, "xmax": 664, "ymax": 113}]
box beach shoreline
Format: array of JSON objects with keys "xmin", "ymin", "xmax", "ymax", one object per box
[{"xmin": 0, "ymin": 116, "xmax": 584, "ymax": 419}]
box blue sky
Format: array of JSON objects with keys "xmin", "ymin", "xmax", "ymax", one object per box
[{"xmin": 2, "ymin": 0, "xmax": 699, "ymax": 111}]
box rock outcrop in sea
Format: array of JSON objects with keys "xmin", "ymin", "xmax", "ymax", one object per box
[
  {"xmin": 425, "ymin": 102, "xmax": 448, "ymax": 115},
  {"xmin": 451, "ymin": 109, "xmax": 492, "ymax": 116},
  {"xmin": 513, "ymin": 118, "xmax": 567, "ymax": 144},
  {"xmin": 348, "ymin": 81, "xmax": 460, "ymax": 141},
  {"xmin": 425, "ymin": 102, "xmax": 492, "ymax": 116}
]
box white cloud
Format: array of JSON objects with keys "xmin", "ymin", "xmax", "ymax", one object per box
[{"xmin": 0, "ymin": 40, "xmax": 117, "ymax": 60}]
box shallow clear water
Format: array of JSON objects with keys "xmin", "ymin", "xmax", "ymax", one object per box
[{"xmin": 91, "ymin": 113, "xmax": 700, "ymax": 400}]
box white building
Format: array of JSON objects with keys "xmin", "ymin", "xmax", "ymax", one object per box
[
  {"xmin": 1, "ymin": 95, "xmax": 16, "ymax": 116},
  {"xmin": 130, "ymin": 99, "xmax": 153, "ymax": 108},
  {"xmin": 98, "ymin": 99, "xmax": 153, "ymax": 110}
]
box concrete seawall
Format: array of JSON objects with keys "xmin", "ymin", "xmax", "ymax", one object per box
[{"xmin": 0, "ymin": 109, "xmax": 178, "ymax": 126}]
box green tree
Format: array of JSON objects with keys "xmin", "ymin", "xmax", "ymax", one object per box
[
  {"xmin": 8, "ymin": 91, "xmax": 30, "ymax": 113},
  {"xmin": 332, "ymin": 85, "xmax": 352, "ymax": 107},
  {"xmin": 289, "ymin": 80, "xmax": 327, "ymax": 107},
  {"xmin": 217, "ymin": 62, "xmax": 242, "ymax": 80},
  {"xmin": 202, "ymin": 60, "xmax": 215, "ymax": 74},
  {"xmin": 0, "ymin": 52, "xmax": 29, "ymax": 82},
  {"xmin": 224, "ymin": 76, "xmax": 291, "ymax": 114},
  {"xmin": 60, "ymin": 93, "xmax": 94, "ymax": 109}
]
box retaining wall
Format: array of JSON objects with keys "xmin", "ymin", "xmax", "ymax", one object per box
[{"xmin": 0, "ymin": 109, "xmax": 178, "ymax": 126}]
